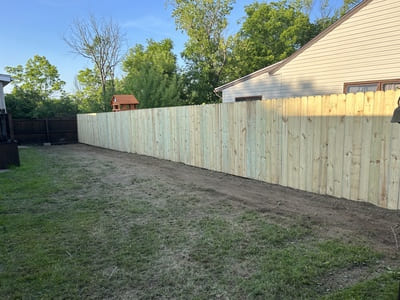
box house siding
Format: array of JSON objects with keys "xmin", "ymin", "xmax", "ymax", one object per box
[{"xmin": 221, "ymin": 0, "xmax": 400, "ymax": 102}]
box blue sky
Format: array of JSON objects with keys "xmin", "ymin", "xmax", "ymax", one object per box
[{"xmin": 1, "ymin": 0, "xmax": 342, "ymax": 94}]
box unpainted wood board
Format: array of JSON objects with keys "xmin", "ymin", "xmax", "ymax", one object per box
[
  {"xmin": 368, "ymin": 92, "xmax": 385, "ymax": 206},
  {"xmin": 378, "ymin": 92, "xmax": 395, "ymax": 208},
  {"xmin": 326, "ymin": 94, "xmax": 338, "ymax": 196},
  {"xmin": 246, "ymin": 101, "xmax": 257, "ymax": 179},
  {"xmin": 256, "ymin": 101, "xmax": 268, "ymax": 182},
  {"xmin": 221, "ymin": 103, "xmax": 230, "ymax": 174},
  {"xmin": 387, "ymin": 90, "xmax": 400, "ymax": 209},
  {"xmin": 270, "ymin": 99, "xmax": 280, "ymax": 184},
  {"xmin": 299, "ymin": 96, "xmax": 308, "ymax": 191},
  {"xmin": 305, "ymin": 96, "xmax": 315, "ymax": 192},
  {"xmin": 359, "ymin": 92, "xmax": 374, "ymax": 201},
  {"xmin": 288, "ymin": 97, "xmax": 301, "ymax": 190},
  {"xmin": 265, "ymin": 100, "xmax": 274, "ymax": 183},
  {"xmin": 333, "ymin": 94, "xmax": 346, "ymax": 198},
  {"xmin": 280, "ymin": 98, "xmax": 289, "ymax": 187},
  {"xmin": 342, "ymin": 93, "xmax": 355, "ymax": 199},
  {"xmin": 311, "ymin": 96, "xmax": 322, "ymax": 194},
  {"xmin": 319, "ymin": 95, "xmax": 330, "ymax": 195},
  {"xmin": 350, "ymin": 93, "xmax": 365, "ymax": 201}
]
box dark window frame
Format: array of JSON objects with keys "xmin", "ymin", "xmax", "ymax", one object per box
[
  {"xmin": 235, "ymin": 95, "xmax": 262, "ymax": 102},
  {"xmin": 344, "ymin": 79, "xmax": 400, "ymax": 94}
]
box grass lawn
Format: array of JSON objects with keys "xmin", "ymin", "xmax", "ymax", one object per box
[{"xmin": 0, "ymin": 147, "xmax": 399, "ymax": 299}]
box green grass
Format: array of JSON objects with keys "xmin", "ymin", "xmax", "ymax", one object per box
[{"xmin": 0, "ymin": 147, "xmax": 398, "ymax": 299}]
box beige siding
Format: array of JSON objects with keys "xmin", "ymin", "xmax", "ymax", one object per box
[{"xmin": 222, "ymin": 0, "xmax": 400, "ymax": 103}]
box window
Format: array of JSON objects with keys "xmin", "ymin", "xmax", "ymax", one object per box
[
  {"xmin": 344, "ymin": 79, "xmax": 400, "ymax": 93},
  {"xmin": 235, "ymin": 95, "xmax": 262, "ymax": 102}
]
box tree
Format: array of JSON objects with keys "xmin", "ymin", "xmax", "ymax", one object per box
[
  {"xmin": 64, "ymin": 16, "xmax": 124, "ymax": 111},
  {"xmin": 5, "ymin": 55, "xmax": 65, "ymax": 97},
  {"xmin": 73, "ymin": 68, "xmax": 103, "ymax": 112},
  {"xmin": 5, "ymin": 90, "xmax": 44, "ymax": 119},
  {"xmin": 122, "ymin": 39, "xmax": 182, "ymax": 108},
  {"xmin": 5, "ymin": 89, "xmax": 78, "ymax": 119},
  {"xmin": 339, "ymin": 0, "xmax": 363, "ymax": 16},
  {"xmin": 170, "ymin": 0, "xmax": 235, "ymax": 104},
  {"xmin": 290, "ymin": 0, "xmax": 363, "ymax": 31},
  {"xmin": 226, "ymin": 1, "xmax": 314, "ymax": 80}
]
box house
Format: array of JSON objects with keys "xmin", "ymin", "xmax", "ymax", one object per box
[
  {"xmin": 0, "ymin": 74, "xmax": 12, "ymax": 113},
  {"xmin": 111, "ymin": 94, "xmax": 139, "ymax": 112},
  {"xmin": 215, "ymin": 0, "xmax": 400, "ymax": 103}
]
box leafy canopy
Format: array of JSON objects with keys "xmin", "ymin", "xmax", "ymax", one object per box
[
  {"xmin": 5, "ymin": 55, "xmax": 65, "ymax": 97},
  {"xmin": 227, "ymin": 1, "xmax": 314, "ymax": 80},
  {"xmin": 170, "ymin": 0, "xmax": 235, "ymax": 104},
  {"xmin": 122, "ymin": 39, "xmax": 181, "ymax": 108}
]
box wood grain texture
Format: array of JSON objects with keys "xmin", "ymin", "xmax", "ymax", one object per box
[{"xmin": 77, "ymin": 91, "xmax": 400, "ymax": 210}]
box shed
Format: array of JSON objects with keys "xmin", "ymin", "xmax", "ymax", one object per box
[
  {"xmin": 215, "ymin": 0, "xmax": 400, "ymax": 102},
  {"xmin": 111, "ymin": 94, "xmax": 139, "ymax": 112}
]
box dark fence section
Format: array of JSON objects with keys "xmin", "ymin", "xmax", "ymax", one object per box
[
  {"xmin": 0, "ymin": 112, "xmax": 20, "ymax": 169},
  {"xmin": 13, "ymin": 118, "xmax": 78, "ymax": 144},
  {"xmin": 0, "ymin": 112, "xmax": 10, "ymax": 142}
]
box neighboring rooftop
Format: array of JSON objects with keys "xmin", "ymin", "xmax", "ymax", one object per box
[
  {"xmin": 111, "ymin": 94, "xmax": 139, "ymax": 105},
  {"xmin": 0, "ymin": 74, "xmax": 12, "ymax": 86},
  {"xmin": 214, "ymin": 0, "xmax": 373, "ymax": 93},
  {"xmin": 214, "ymin": 60, "xmax": 286, "ymax": 92}
]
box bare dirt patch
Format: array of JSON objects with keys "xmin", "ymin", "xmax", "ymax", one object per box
[
  {"xmin": 36, "ymin": 144, "xmax": 400, "ymax": 297},
  {"xmin": 50, "ymin": 144, "xmax": 399, "ymax": 255}
]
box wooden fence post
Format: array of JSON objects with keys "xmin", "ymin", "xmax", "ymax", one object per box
[{"xmin": 45, "ymin": 119, "xmax": 50, "ymax": 143}]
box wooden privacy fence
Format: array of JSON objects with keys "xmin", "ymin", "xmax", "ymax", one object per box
[
  {"xmin": 78, "ymin": 90, "xmax": 400, "ymax": 210},
  {"xmin": 13, "ymin": 118, "xmax": 78, "ymax": 144}
]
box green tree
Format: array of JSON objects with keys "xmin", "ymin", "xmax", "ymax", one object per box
[
  {"xmin": 5, "ymin": 90, "xmax": 44, "ymax": 119},
  {"xmin": 73, "ymin": 68, "xmax": 103, "ymax": 113},
  {"xmin": 122, "ymin": 39, "xmax": 181, "ymax": 108},
  {"xmin": 339, "ymin": 0, "xmax": 363, "ymax": 16},
  {"xmin": 32, "ymin": 95, "xmax": 78, "ymax": 119},
  {"xmin": 5, "ymin": 89, "xmax": 77, "ymax": 119},
  {"xmin": 5, "ymin": 55, "xmax": 65, "ymax": 97},
  {"xmin": 170, "ymin": 0, "xmax": 235, "ymax": 104},
  {"xmin": 227, "ymin": 1, "xmax": 314, "ymax": 80}
]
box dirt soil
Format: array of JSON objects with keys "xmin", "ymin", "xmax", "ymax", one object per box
[{"xmin": 50, "ymin": 144, "xmax": 400, "ymax": 257}]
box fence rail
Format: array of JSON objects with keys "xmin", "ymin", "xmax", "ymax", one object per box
[{"xmin": 78, "ymin": 90, "xmax": 400, "ymax": 210}]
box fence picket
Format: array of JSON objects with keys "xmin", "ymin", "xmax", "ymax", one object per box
[{"xmin": 78, "ymin": 91, "xmax": 400, "ymax": 210}]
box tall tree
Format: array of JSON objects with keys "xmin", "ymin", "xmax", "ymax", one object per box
[
  {"xmin": 5, "ymin": 55, "xmax": 65, "ymax": 97},
  {"xmin": 122, "ymin": 39, "xmax": 181, "ymax": 108},
  {"xmin": 227, "ymin": 1, "xmax": 314, "ymax": 80},
  {"xmin": 170, "ymin": 0, "xmax": 235, "ymax": 104},
  {"xmin": 64, "ymin": 16, "xmax": 124, "ymax": 111}
]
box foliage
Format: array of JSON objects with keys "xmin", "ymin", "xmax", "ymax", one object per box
[
  {"xmin": 5, "ymin": 89, "xmax": 78, "ymax": 119},
  {"xmin": 64, "ymin": 16, "xmax": 124, "ymax": 110},
  {"xmin": 4, "ymin": 90, "xmax": 44, "ymax": 119},
  {"xmin": 73, "ymin": 68, "xmax": 104, "ymax": 113},
  {"xmin": 226, "ymin": 1, "xmax": 314, "ymax": 80},
  {"xmin": 5, "ymin": 55, "xmax": 65, "ymax": 97},
  {"xmin": 170, "ymin": 0, "xmax": 235, "ymax": 104},
  {"xmin": 339, "ymin": 0, "xmax": 363, "ymax": 16},
  {"xmin": 122, "ymin": 39, "xmax": 182, "ymax": 108}
]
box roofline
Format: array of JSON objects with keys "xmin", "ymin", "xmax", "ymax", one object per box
[
  {"xmin": 214, "ymin": 60, "xmax": 286, "ymax": 92},
  {"xmin": 214, "ymin": 0, "xmax": 372, "ymax": 92},
  {"xmin": 268, "ymin": 0, "xmax": 372, "ymax": 74},
  {"xmin": 0, "ymin": 74, "xmax": 12, "ymax": 86}
]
